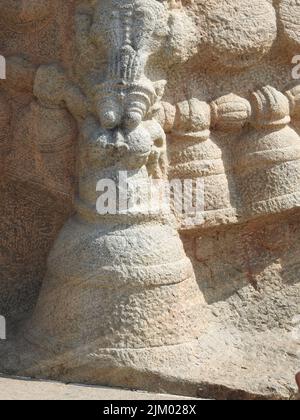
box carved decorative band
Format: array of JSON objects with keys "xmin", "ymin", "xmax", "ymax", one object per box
[{"xmin": 162, "ymin": 84, "xmax": 300, "ymax": 136}]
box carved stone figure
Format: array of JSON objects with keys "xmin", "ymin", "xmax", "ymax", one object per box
[
  {"xmin": 162, "ymin": 98, "xmax": 237, "ymax": 228},
  {"xmin": 1, "ymin": 0, "xmax": 300, "ymax": 400},
  {"xmin": 235, "ymin": 86, "xmax": 300, "ymax": 218},
  {"xmin": 0, "ymin": 0, "xmax": 205, "ymax": 384}
]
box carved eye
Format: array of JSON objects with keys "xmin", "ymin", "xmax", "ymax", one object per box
[
  {"xmin": 124, "ymin": 94, "xmax": 148, "ymax": 129},
  {"xmin": 99, "ymin": 109, "xmax": 122, "ymax": 130},
  {"xmin": 96, "ymin": 92, "xmax": 123, "ymax": 129},
  {"xmin": 124, "ymin": 111, "xmax": 143, "ymax": 130}
]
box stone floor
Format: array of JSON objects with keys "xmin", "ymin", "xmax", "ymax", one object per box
[{"xmin": 0, "ymin": 375, "xmax": 196, "ymax": 400}]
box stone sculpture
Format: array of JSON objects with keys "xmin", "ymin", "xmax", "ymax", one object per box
[{"xmin": 0, "ymin": 0, "xmax": 300, "ymax": 399}]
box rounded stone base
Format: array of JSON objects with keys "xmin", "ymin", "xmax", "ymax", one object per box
[{"xmin": 6, "ymin": 216, "xmax": 205, "ymax": 379}]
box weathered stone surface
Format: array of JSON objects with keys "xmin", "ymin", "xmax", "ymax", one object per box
[
  {"xmin": 279, "ymin": 0, "xmax": 300, "ymax": 51},
  {"xmin": 0, "ymin": 0, "xmax": 299, "ymax": 400},
  {"xmin": 195, "ymin": 0, "xmax": 277, "ymax": 69}
]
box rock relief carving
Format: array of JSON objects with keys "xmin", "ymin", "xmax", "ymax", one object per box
[
  {"xmin": 1, "ymin": 0, "xmax": 300, "ymax": 399},
  {"xmin": 4, "ymin": 0, "xmax": 205, "ymax": 379}
]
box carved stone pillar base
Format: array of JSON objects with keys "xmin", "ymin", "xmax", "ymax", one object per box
[
  {"xmin": 0, "ymin": 214, "xmax": 205, "ymax": 383},
  {"xmin": 1, "ymin": 339, "xmax": 204, "ymax": 395}
]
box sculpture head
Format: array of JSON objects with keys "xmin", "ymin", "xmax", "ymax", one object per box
[{"xmin": 91, "ymin": 0, "xmax": 168, "ymax": 131}]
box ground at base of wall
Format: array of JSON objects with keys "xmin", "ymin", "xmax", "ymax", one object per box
[{"xmin": 0, "ymin": 375, "xmax": 200, "ymax": 401}]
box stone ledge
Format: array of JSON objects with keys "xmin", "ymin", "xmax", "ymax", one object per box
[{"xmin": 0, "ymin": 375, "xmax": 198, "ymax": 401}]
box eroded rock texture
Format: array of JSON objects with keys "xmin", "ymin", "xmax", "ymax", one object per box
[{"xmin": 0, "ymin": 0, "xmax": 300, "ymax": 400}]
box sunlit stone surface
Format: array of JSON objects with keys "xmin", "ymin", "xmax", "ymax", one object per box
[{"xmin": 0, "ymin": 0, "xmax": 299, "ymax": 400}]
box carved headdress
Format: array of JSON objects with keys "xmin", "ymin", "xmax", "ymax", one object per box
[{"xmin": 92, "ymin": 0, "xmax": 167, "ymax": 129}]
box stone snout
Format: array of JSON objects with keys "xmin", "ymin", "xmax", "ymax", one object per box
[
  {"xmin": 80, "ymin": 116, "xmax": 166, "ymax": 181},
  {"xmin": 88, "ymin": 76, "xmax": 167, "ymax": 176}
]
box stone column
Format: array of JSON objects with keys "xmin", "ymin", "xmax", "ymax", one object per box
[{"xmin": 6, "ymin": 0, "xmax": 205, "ymax": 384}]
